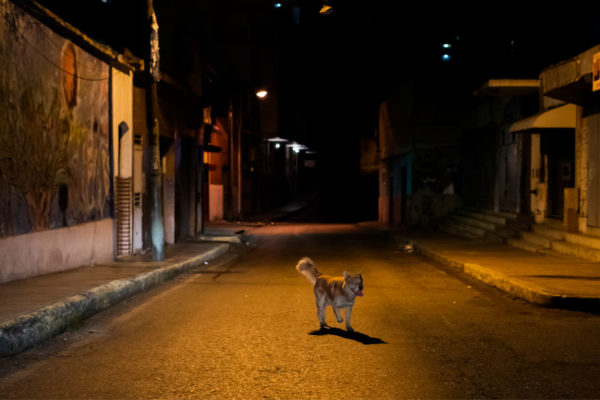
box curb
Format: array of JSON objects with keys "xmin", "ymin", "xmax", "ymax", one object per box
[
  {"xmin": 413, "ymin": 242, "xmax": 600, "ymax": 312},
  {"xmin": 0, "ymin": 243, "xmax": 230, "ymax": 357}
]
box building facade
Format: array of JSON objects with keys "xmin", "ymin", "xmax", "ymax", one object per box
[
  {"xmin": 378, "ymin": 81, "xmax": 463, "ymax": 228},
  {"xmin": 0, "ymin": 1, "xmax": 137, "ymax": 282},
  {"xmin": 511, "ymin": 44, "xmax": 600, "ymax": 233}
]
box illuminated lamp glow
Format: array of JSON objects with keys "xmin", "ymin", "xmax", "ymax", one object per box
[
  {"xmin": 319, "ymin": 4, "xmax": 332, "ymax": 14},
  {"xmin": 267, "ymin": 137, "xmax": 289, "ymax": 143},
  {"xmin": 442, "ymin": 54, "xmax": 450, "ymax": 61},
  {"xmin": 442, "ymin": 43, "xmax": 452, "ymax": 49},
  {"xmin": 286, "ymin": 142, "xmax": 308, "ymax": 153},
  {"xmin": 256, "ymin": 90, "xmax": 268, "ymax": 98},
  {"xmin": 275, "ymin": 143, "xmax": 281, "ymax": 149},
  {"xmin": 274, "ymin": 2, "xmax": 282, "ymax": 8}
]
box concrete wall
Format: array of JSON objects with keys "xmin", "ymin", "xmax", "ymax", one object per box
[
  {"xmin": 0, "ymin": 4, "xmax": 122, "ymax": 282},
  {"xmin": 0, "ymin": 219, "xmax": 113, "ymax": 283},
  {"xmin": 530, "ymin": 134, "xmax": 546, "ymax": 223},
  {"xmin": 378, "ymin": 89, "xmax": 414, "ymax": 159},
  {"xmin": 111, "ymin": 68, "xmax": 134, "ymax": 256},
  {"xmin": 175, "ymin": 135, "xmax": 197, "ymax": 241},
  {"xmin": 378, "ymin": 155, "xmax": 414, "ymax": 227},
  {"xmin": 162, "ymin": 144, "xmax": 176, "ymax": 244},
  {"xmin": 577, "ymin": 107, "xmax": 588, "ymax": 231},
  {"xmin": 207, "ymin": 118, "xmax": 229, "ymax": 221},
  {"xmin": 112, "ymin": 69, "xmax": 133, "ymax": 180},
  {"xmin": 378, "ymin": 86, "xmax": 462, "ymax": 227}
]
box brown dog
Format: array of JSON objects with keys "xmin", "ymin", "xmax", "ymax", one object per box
[{"xmin": 296, "ymin": 257, "xmax": 363, "ymax": 331}]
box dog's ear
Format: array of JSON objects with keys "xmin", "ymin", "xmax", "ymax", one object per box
[{"xmin": 343, "ymin": 271, "xmax": 349, "ymax": 279}]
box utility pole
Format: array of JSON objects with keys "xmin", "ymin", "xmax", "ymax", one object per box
[{"xmin": 146, "ymin": 0, "xmax": 164, "ymax": 260}]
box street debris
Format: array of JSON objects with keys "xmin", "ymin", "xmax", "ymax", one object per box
[{"xmin": 402, "ymin": 241, "xmax": 415, "ymax": 253}]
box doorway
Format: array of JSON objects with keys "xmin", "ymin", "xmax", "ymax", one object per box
[
  {"xmin": 541, "ymin": 130, "xmax": 575, "ymax": 219},
  {"xmin": 401, "ymin": 166, "xmax": 408, "ymax": 226}
]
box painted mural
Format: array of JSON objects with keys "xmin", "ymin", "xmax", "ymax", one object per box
[{"xmin": 0, "ymin": 2, "xmax": 110, "ymax": 237}]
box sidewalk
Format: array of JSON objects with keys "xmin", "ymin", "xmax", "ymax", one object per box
[
  {"xmin": 0, "ymin": 199, "xmax": 313, "ymax": 357},
  {"xmin": 396, "ymin": 229, "xmax": 600, "ymax": 311},
  {"xmin": 0, "ymin": 225, "xmax": 252, "ymax": 357}
]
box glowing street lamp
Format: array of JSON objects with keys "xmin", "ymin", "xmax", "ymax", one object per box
[
  {"xmin": 286, "ymin": 142, "xmax": 308, "ymax": 153},
  {"xmin": 256, "ymin": 89, "xmax": 268, "ymax": 99},
  {"xmin": 319, "ymin": 1, "xmax": 332, "ymax": 15}
]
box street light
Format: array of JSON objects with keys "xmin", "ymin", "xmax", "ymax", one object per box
[
  {"xmin": 319, "ymin": 2, "xmax": 332, "ymax": 15},
  {"xmin": 256, "ymin": 89, "xmax": 268, "ymax": 99},
  {"xmin": 267, "ymin": 137, "xmax": 288, "ymax": 150},
  {"xmin": 286, "ymin": 142, "xmax": 308, "ymax": 153}
]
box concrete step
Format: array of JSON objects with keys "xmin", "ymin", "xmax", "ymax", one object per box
[
  {"xmin": 496, "ymin": 210, "xmax": 520, "ymax": 220},
  {"xmin": 493, "ymin": 225, "xmax": 518, "ymax": 240},
  {"xmin": 512, "ymin": 222, "xmax": 600, "ymax": 262},
  {"xmin": 470, "ymin": 208, "xmax": 521, "ymax": 221},
  {"xmin": 458, "ymin": 210, "xmax": 508, "ymax": 226},
  {"xmin": 519, "ymin": 231, "xmax": 552, "ymax": 248},
  {"xmin": 565, "ymin": 232, "xmax": 600, "ymax": 250},
  {"xmin": 481, "ymin": 231, "xmax": 505, "ymax": 244},
  {"xmin": 441, "ymin": 218, "xmax": 506, "ymax": 244},
  {"xmin": 551, "ymin": 240, "xmax": 600, "ymax": 262},
  {"xmin": 482, "ymin": 209, "xmax": 520, "ymax": 221},
  {"xmin": 532, "ymin": 224, "xmax": 566, "ymax": 241},
  {"xmin": 507, "ymin": 237, "xmax": 545, "ymax": 253},
  {"xmin": 448, "ymin": 214, "xmax": 497, "ymax": 231},
  {"xmin": 584, "ymin": 226, "xmax": 600, "ymax": 238},
  {"xmin": 439, "ymin": 222, "xmax": 482, "ymax": 239}
]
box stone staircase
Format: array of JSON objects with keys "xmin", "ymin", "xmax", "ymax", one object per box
[
  {"xmin": 439, "ymin": 208, "xmax": 527, "ymax": 243},
  {"xmin": 508, "ymin": 220, "xmax": 600, "ymax": 262}
]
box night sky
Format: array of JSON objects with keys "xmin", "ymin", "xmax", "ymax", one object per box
[
  {"xmin": 275, "ymin": 2, "xmax": 600, "ymax": 176},
  {"xmin": 32, "ymin": 0, "xmax": 600, "ymax": 171}
]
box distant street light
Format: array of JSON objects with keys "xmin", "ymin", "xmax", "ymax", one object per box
[
  {"xmin": 286, "ymin": 142, "xmax": 308, "ymax": 153},
  {"xmin": 256, "ymin": 89, "xmax": 268, "ymax": 99},
  {"xmin": 319, "ymin": 4, "xmax": 332, "ymax": 15}
]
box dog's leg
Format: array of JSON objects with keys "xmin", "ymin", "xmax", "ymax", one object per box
[
  {"xmin": 316, "ymin": 296, "xmax": 327, "ymax": 328},
  {"xmin": 345, "ymin": 306, "xmax": 353, "ymax": 332},
  {"xmin": 332, "ymin": 306, "xmax": 343, "ymax": 323}
]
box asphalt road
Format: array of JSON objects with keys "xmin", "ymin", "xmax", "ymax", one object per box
[{"xmin": 1, "ymin": 223, "xmax": 600, "ymax": 399}]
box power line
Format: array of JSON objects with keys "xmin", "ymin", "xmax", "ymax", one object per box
[{"xmin": 0, "ymin": 1, "xmax": 110, "ymax": 81}]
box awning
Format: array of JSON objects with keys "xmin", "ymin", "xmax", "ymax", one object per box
[
  {"xmin": 509, "ymin": 104, "xmax": 577, "ymax": 133},
  {"xmin": 474, "ymin": 79, "xmax": 540, "ymax": 96}
]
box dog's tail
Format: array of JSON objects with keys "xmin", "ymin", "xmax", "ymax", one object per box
[{"xmin": 296, "ymin": 257, "xmax": 321, "ymax": 285}]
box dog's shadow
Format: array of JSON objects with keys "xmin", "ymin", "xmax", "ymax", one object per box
[{"xmin": 309, "ymin": 326, "xmax": 387, "ymax": 345}]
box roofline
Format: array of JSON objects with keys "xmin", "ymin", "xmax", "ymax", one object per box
[
  {"xmin": 474, "ymin": 79, "xmax": 540, "ymax": 96},
  {"xmin": 12, "ymin": 0, "xmax": 143, "ymax": 73}
]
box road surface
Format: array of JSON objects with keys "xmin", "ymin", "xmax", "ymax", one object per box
[{"xmin": 1, "ymin": 223, "xmax": 600, "ymax": 398}]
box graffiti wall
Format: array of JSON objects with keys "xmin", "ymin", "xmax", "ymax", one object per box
[{"xmin": 0, "ymin": 2, "xmax": 110, "ymax": 237}]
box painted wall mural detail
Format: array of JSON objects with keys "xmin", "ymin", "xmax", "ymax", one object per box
[{"xmin": 0, "ymin": 3, "xmax": 110, "ymax": 237}]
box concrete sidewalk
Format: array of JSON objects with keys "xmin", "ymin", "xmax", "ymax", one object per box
[
  {"xmin": 0, "ymin": 225, "xmax": 252, "ymax": 357},
  {"xmin": 0, "ymin": 197, "xmax": 313, "ymax": 357},
  {"xmin": 398, "ymin": 229, "xmax": 600, "ymax": 311}
]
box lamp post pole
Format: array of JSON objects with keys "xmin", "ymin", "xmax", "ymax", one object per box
[{"xmin": 146, "ymin": 0, "xmax": 164, "ymax": 261}]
